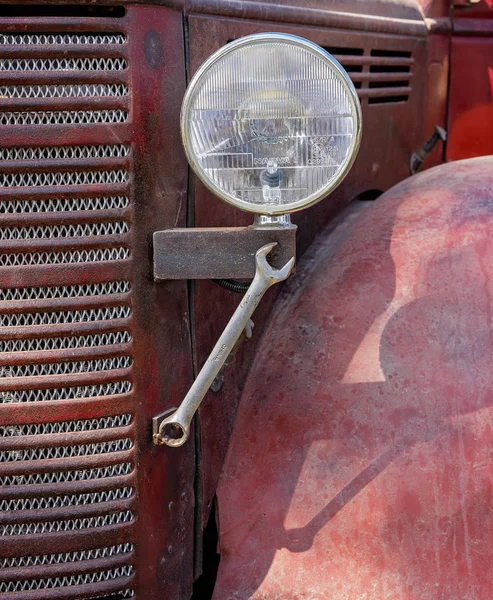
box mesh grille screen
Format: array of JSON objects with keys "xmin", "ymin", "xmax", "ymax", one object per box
[
  {"xmin": 0, "ymin": 331, "xmax": 131, "ymax": 353},
  {"xmin": 0, "ymin": 195, "xmax": 129, "ymax": 214},
  {"xmin": 1, "ymin": 510, "xmax": 134, "ymax": 536},
  {"xmin": 0, "ymin": 247, "xmax": 130, "ymax": 266},
  {"xmin": 0, "ymin": 33, "xmax": 127, "ymax": 45},
  {"xmin": 0, "ymin": 381, "xmax": 132, "ymax": 404},
  {"xmin": 0, "ymin": 84, "xmax": 128, "ymax": 98},
  {"xmin": 0, "ymin": 543, "xmax": 133, "ymax": 569},
  {"xmin": 0, "ymin": 170, "xmax": 128, "ymax": 187},
  {"xmin": 1, "ymin": 305, "xmax": 130, "ymax": 327},
  {"xmin": 1, "ymin": 414, "xmax": 131, "ymax": 436},
  {"xmin": 1, "ymin": 487, "xmax": 133, "ymax": 511},
  {"xmin": 0, "ymin": 144, "xmax": 129, "ymax": 161},
  {"xmin": 0, "ymin": 437, "xmax": 133, "ymax": 463},
  {"xmin": 1, "ymin": 567, "xmax": 134, "ymax": 594},
  {"xmin": 0, "ymin": 110, "xmax": 128, "ymax": 125},
  {"xmin": 1, "ymin": 356, "xmax": 132, "ymax": 378},
  {"xmin": 0, "ymin": 221, "xmax": 128, "ymax": 240},
  {"xmin": 0, "ymin": 57, "xmax": 127, "ymax": 71},
  {"xmin": 0, "ymin": 281, "xmax": 130, "ymax": 301},
  {"xmin": 1, "ymin": 462, "xmax": 132, "ymax": 486}
]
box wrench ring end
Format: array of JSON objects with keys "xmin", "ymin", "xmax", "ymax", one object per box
[{"xmin": 158, "ymin": 418, "xmax": 189, "ymax": 447}]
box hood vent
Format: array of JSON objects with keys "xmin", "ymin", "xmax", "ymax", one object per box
[{"xmin": 325, "ymin": 46, "xmax": 413, "ymax": 105}]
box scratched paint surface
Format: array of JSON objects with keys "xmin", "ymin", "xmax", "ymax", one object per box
[{"xmin": 214, "ymin": 156, "xmax": 493, "ymax": 600}]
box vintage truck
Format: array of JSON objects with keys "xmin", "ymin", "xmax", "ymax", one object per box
[{"xmin": 1, "ymin": 0, "xmax": 492, "ymax": 599}]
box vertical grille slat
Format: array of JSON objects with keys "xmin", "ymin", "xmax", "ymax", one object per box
[{"xmin": 0, "ymin": 15, "xmax": 136, "ymax": 600}]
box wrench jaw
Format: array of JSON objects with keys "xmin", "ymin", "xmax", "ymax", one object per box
[{"xmin": 255, "ymin": 243, "xmax": 296, "ymax": 284}]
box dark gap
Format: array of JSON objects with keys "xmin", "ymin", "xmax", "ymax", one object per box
[
  {"xmin": 369, "ymin": 80, "xmax": 409, "ymax": 89},
  {"xmin": 0, "ymin": 5, "xmax": 125, "ymax": 17},
  {"xmin": 370, "ymin": 49, "xmax": 412, "ymax": 58},
  {"xmin": 370, "ymin": 65, "xmax": 411, "ymax": 73},
  {"xmin": 191, "ymin": 497, "xmax": 220, "ymax": 600},
  {"xmin": 343, "ymin": 65, "xmax": 363, "ymax": 73},
  {"xmin": 352, "ymin": 81, "xmax": 362, "ymax": 89},
  {"xmin": 323, "ymin": 46, "xmax": 364, "ymax": 56},
  {"xmin": 355, "ymin": 189, "xmax": 383, "ymax": 201},
  {"xmin": 368, "ymin": 95, "xmax": 409, "ymax": 105}
]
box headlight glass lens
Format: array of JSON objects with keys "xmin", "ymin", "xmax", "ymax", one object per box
[{"xmin": 181, "ymin": 33, "xmax": 361, "ymax": 215}]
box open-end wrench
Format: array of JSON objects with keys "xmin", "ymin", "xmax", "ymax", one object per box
[{"xmin": 157, "ymin": 243, "xmax": 295, "ymax": 447}]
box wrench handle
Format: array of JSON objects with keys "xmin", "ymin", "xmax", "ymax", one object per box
[{"xmin": 158, "ymin": 273, "xmax": 271, "ymax": 447}]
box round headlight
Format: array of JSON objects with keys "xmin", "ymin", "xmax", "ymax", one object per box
[{"xmin": 181, "ymin": 33, "xmax": 362, "ymax": 216}]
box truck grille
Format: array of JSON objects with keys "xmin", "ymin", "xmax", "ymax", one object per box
[{"xmin": 0, "ymin": 11, "xmax": 136, "ymax": 600}]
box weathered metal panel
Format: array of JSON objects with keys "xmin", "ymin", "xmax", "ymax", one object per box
[{"xmin": 214, "ymin": 156, "xmax": 493, "ymax": 600}]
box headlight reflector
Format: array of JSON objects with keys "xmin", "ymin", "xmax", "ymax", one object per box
[{"xmin": 181, "ymin": 33, "xmax": 362, "ymax": 215}]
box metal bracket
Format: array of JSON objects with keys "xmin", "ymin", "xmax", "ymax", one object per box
[{"xmin": 153, "ymin": 226, "xmax": 297, "ymax": 281}]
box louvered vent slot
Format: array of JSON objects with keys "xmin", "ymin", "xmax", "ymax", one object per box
[
  {"xmin": 368, "ymin": 49, "xmax": 412, "ymax": 105},
  {"xmin": 324, "ymin": 47, "xmax": 363, "ymax": 88},
  {"xmin": 325, "ymin": 46, "xmax": 413, "ymax": 104},
  {"xmin": 0, "ymin": 17, "xmax": 136, "ymax": 600}
]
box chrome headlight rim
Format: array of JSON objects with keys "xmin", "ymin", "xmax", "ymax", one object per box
[{"xmin": 180, "ymin": 32, "xmax": 363, "ymax": 215}]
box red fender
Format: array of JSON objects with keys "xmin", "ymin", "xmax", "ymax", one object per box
[{"xmin": 213, "ymin": 156, "xmax": 493, "ymax": 600}]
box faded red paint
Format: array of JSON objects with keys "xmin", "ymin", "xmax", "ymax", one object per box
[
  {"xmin": 447, "ymin": 37, "xmax": 493, "ymax": 160},
  {"xmin": 214, "ymin": 157, "xmax": 493, "ymax": 600}
]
